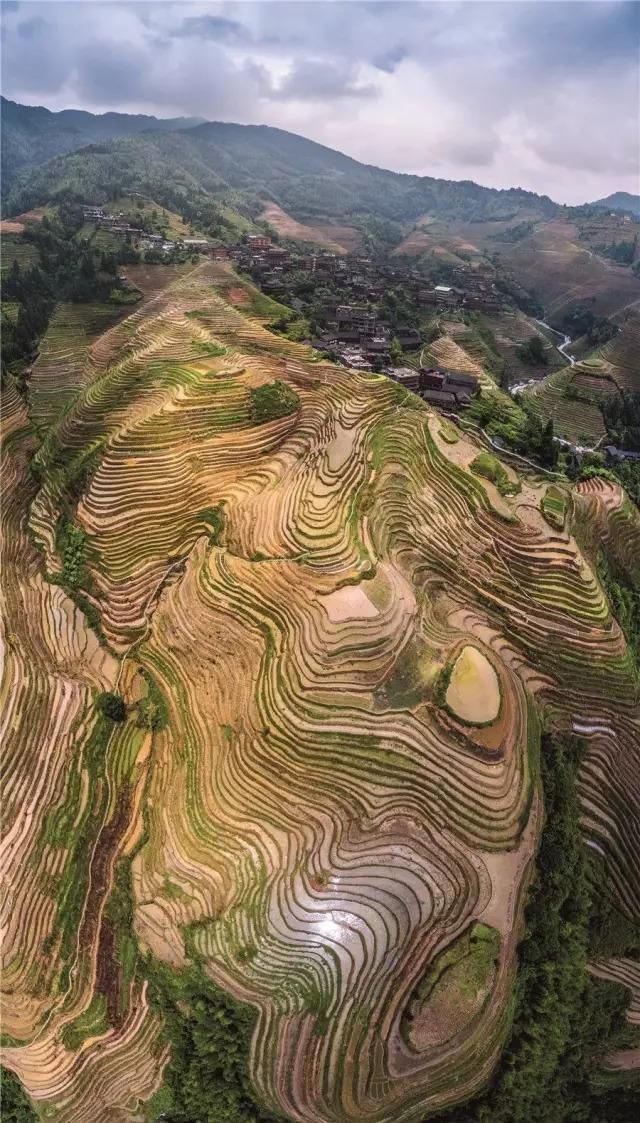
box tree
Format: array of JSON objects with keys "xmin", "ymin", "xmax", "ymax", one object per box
[
  {"xmin": 96, "ymin": 691, "xmax": 126, "ymax": 722},
  {"xmin": 0, "ymin": 1068, "xmax": 38, "ymax": 1122},
  {"xmin": 249, "ymin": 381, "xmax": 300, "ymax": 424},
  {"xmin": 389, "ymin": 337, "xmax": 403, "ymax": 365},
  {"xmin": 541, "ymin": 418, "xmax": 558, "ymax": 468},
  {"xmin": 518, "ymin": 335, "xmax": 547, "ymax": 365}
]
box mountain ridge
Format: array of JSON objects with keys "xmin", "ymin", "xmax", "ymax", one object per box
[
  {"xmin": 3, "ymin": 99, "xmax": 560, "ymax": 227},
  {"xmin": 1, "ymin": 96, "xmax": 205, "ymax": 194},
  {"xmin": 589, "ymin": 191, "xmax": 640, "ymax": 217}
]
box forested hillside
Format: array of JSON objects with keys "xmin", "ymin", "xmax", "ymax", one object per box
[
  {"xmin": 591, "ymin": 193, "xmax": 640, "ymax": 218},
  {"xmin": 4, "ymin": 110, "xmax": 560, "ymax": 227},
  {"xmin": 1, "ymin": 97, "xmax": 203, "ymax": 195}
]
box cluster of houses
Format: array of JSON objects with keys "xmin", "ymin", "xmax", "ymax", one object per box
[
  {"xmin": 311, "ymin": 305, "xmax": 420, "ymax": 370},
  {"xmin": 81, "ymin": 205, "xmax": 210, "ymax": 256},
  {"xmin": 388, "ymin": 366, "xmax": 479, "ymax": 409},
  {"xmin": 211, "ymin": 234, "xmax": 503, "ymax": 377},
  {"xmin": 417, "ymin": 267, "xmax": 503, "ymax": 312},
  {"xmin": 217, "ymin": 234, "xmax": 504, "ymax": 315},
  {"xmin": 79, "ymin": 215, "xmax": 499, "ymax": 401},
  {"xmin": 213, "ymin": 237, "xmax": 377, "ymax": 295},
  {"xmin": 82, "ymin": 208, "xmax": 506, "ymax": 318}
]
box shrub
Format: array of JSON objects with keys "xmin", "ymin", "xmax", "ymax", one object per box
[
  {"xmin": 56, "ymin": 518, "xmax": 87, "ymax": 589},
  {"xmin": 135, "ymin": 669, "xmax": 168, "ymax": 731},
  {"xmin": 249, "ymin": 381, "xmax": 300, "ymax": 424},
  {"xmin": 96, "ymin": 691, "xmax": 126, "ymax": 723},
  {"xmin": 470, "ymin": 452, "xmax": 520, "ymax": 496}
]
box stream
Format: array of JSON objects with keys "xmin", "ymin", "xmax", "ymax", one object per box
[
  {"xmin": 510, "ymin": 319, "xmax": 606, "ymax": 454},
  {"xmin": 535, "ymin": 318, "xmax": 576, "ymax": 366},
  {"xmin": 510, "ymin": 318, "xmax": 576, "ymax": 396}
]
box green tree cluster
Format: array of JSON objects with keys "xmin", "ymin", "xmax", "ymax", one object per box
[
  {"xmin": 518, "ymin": 334, "xmax": 548, "ymax": 365},
  {"xmin": 249, "ymin": 381, "xmax": 300, "ymax": 424},
  {"xmin": 602, "ymin": 391, "xmax": 640, "ymax": 451},
  {"xmin": 560, "ymin": 306, "xmax": 618, "ymax": 345},
  {"xmin": 466, "ymin": 391, "xmax": 558, "ymax": 468},
  {"xmin": 146, "ymin": 962, "xmax": 284, "ymax": 1123},
  {"xmin": 595, "ymin": 237, "xmax": 637, "ymax": 265},
  {"xmin": 96, "ymin": 691, "xmax": 126, "ymax": 723},
  {"xmin": 0, "ymin": 1068, "xmax": 37, "ymax": 1123}
]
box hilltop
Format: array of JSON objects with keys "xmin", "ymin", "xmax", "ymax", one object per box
[
  {"xmin": 2, "ymin": 256, "xmax": 639, "ymax": 1122},
  {"xmin": 590, "ymin": 192, "xmax": 640, "ymax": 218}
]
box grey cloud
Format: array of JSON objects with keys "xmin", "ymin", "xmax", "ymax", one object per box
[
  {"xmin": 372, "ymin": 45, "xmax": 408, "ymax": 74},
  {"xmin": 434, "ymin": 138, "xmax": 497, "ymax": 170},
  {"xmin": 0, "ymin": 2, "xmax": 637, "ymax": 202},
  {"xmin": 16, "ymin": 15, "xmax": 46, "ymax": 39},
  {"xmin": 74, "ymin": 40, "xmax": 153, "ymax": 104},
  {"xmin": 273, "ymin": 60, "xmax": 378, "ymax": 102},
  {"xmin": 175, "ymin": 14, "xmax": 251, "ymax": 45}
]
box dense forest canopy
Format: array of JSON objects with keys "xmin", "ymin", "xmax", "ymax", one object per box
[{"xmin": 3, "ymin": 102, "xmax": 561, "ymax": 226}]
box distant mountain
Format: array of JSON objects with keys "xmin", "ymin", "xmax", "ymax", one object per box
[
  {"xmin": 3, "ymin": 103, "xmax": 560, "ymax": 229},
  {"xmin": 589, "ymin": 192, "xmax": 640, "ymax": 217},
  {"xmin": 1, "ymin": 97, "xmax": 205, "ymax": 194}
]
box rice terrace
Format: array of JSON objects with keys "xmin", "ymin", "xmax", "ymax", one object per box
[
  {"xmin": 3, "ymin": 250, "xmax": 640, "ymax": 1121},
  {"xmin": 1, "ymin": 4, "xmax": 640, "ymax": 1122}
]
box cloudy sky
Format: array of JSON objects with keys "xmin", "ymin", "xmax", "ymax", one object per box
[{"xmin": 1, "ymin": 0, "xmax": 638, "ymax": 203}]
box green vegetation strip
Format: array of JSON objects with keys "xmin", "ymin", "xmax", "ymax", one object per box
[
  {"xmin": 0, "ymin": 1067, "xmax": 38, "ymax": 1123},
  {"xmin": 470, "ymin": 452, "xmax": 520, "ymax": 498},
  {"xmin": 433, "ymin": 733, "xmax": 640, "ymax": 1123}
]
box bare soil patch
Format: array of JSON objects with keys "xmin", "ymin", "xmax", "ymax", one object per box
[
  {"xmin": 259, "ymin": 202, "xmax": 359, "ymax": 253},
  {"xmin": 227, "ymin": 287, "xmax": 249, "ymax": 305},
  {"xmin": 322, "ymin": 584, "xmax": 379, "ymax": 623}
]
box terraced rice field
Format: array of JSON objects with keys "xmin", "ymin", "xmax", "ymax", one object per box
[
  {"xmin": 600, "ymin": 309, "xmax": 640, "ymax": 392},
  {"xmin": 482, "ymin": 218, "xmax": 640, "ymax": 320},
  {"xmin": 29, "ymin": 303, "xmax": 130, "ymax": 426},
  {"xmin": 524, "ymin": 310, "xmax": 640, "ymax": 444},
  {"xmin": 2, "ymin": 259, "xmax": 639, "ymax": 1122},
  {"xmin": 259, "ymin": 202, "xmax": 361, "ymax": 254},
  {"xmin": 1, "ymin": 233, "xmax": 39, "ymax": 276},
  {"xmin": 524, "ymin": 361, "xmax": 611, "ymax": 446}
]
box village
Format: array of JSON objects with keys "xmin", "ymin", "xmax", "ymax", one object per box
[
  {"xmin": 86, "ymin": 207, "xmax": 515, "ymax": 409},
  {"xmin": 217, "ymin": 232, "xmax": 508, "ymax": 407},
  {"xmin": 82, "ymin": 204, "xmax": 210, "ymax": 255}
]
